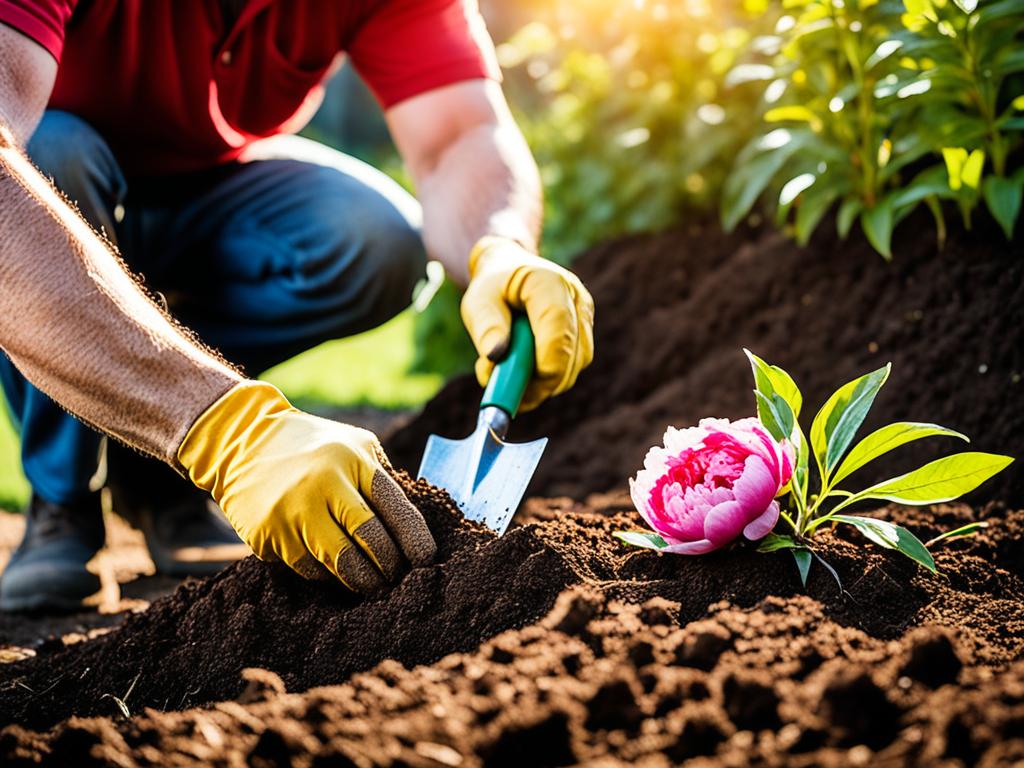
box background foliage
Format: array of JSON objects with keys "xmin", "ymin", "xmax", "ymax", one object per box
[
  {"xmin": 505, "ymin": 0, "xmax": 1023, "ymax": 262},
  {"xmin": 2, "ymin": 0, "xmax": 1021, "ymax": 509}
]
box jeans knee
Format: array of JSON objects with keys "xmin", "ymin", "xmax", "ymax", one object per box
[
  {"xmin": 27, "ymin": 111, "xmax": 125, "ymax": 225},
  {"xmin": 371, "ymin": 218, "xmax": 427, "ymax": 309}
]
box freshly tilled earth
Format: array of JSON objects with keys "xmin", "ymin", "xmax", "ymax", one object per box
[
  {"xmin": 2, "ymin": 216, "xmax": 1023, "ymax": 766},
  {"xmin": 2, "ymin": 490, "xmax": 1023, "ymax": 766}
]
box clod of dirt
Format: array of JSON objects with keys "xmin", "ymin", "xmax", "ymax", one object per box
[
  {"xmin": 640, "ymin": 596, "xmax": 681, "ymax": 627},
  {"xmin": 584, "ymin": 677, "xmax": 645, "ymax": 733},
  {"xmin": 720, "ymin": 670, "xmax": 781, "ymax": 731},
  {"xmin": 899, "ymin": 628, "xmax": 964, "ymax": 688},
  {"xmin": 479, "ymin": 710, "xmax": 576, "ymax": 768},
  {"xmin": 540, "ymin": 585, "xmax": 604, "ymax": 637},
  {"xmin": 3, "ymin": 219, "xmax": 1024, "ymax": 766},
  {"xmin": 818, "ymin": 666, "xmax": 903, "ymax": 748},
  {"xmin": 385, "ymin": 214, "xmax": 1024, "ymax": 507},
  {"xmin": 673, "ymin": 620, "xmax": 732, "ymax": 670}
]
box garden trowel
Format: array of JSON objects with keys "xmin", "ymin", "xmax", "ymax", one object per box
[{"xmin": 418, "ymin": 315, "xmax": 547, "ymax": 535}]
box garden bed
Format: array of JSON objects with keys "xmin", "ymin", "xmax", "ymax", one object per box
[{"xmin": 2, "ymin": 215, "xmax": 1023, "ymax": 766}]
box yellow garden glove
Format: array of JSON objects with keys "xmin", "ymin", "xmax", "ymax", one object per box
[
  {"xmin": 461, "ymin": 236, "xmax": 595, "ymax": 412},
  {"xmin": 177, "ymin": 381, "xmax": 436, "ymax": 593}
]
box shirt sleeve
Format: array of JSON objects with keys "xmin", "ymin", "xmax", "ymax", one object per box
[
  {"xmin": 0, "ymin": 0, "xmax": 76, "ymax": 61},
  {"xmin": 348, "ymin": 0, "xmax": 501, "ymax": 110}
]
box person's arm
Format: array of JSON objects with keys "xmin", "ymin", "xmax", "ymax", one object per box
[
  {"xmin": 0, "ymin": 25, "xmax": 433, "ymax": 591},
  {"xmin": 387, "ymin": 79, "xmax": 541, "ymax": 285},
  {"xmin": 387, "ymin": 79, "xmax": 595, "ymax": 411},
  {"xmin": 0, "ymin": 23, "xmax": 239, "ymax": 462}
]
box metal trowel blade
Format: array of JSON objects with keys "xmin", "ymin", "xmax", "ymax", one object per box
[{"xmin": 418, "ymin": 422, "xmax": 546, "ymax": 535}]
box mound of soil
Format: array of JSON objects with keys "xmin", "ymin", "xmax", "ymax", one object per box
[
  {"xmin": 2, "ymin": 492, "xmax": 1024, "ymax": 766},
  {"xmin": 386, "ymin": 213, "xmax": 1024, "ymax": 505},
  {"xmin": 2, "ymin": 216, "xmax": 1022, "ymax": 766}
]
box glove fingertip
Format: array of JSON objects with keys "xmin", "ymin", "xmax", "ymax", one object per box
[
  {"xmin": 475, "ymin": 357, "xmax": 495, "ymax": 388},
  {"xmin": 485, "ymin": 335, "xmax": 511, "ymax": 363},
  {"xmin": 337, "ymin": 545, "xmax": 386, "ymax": 595},
  {"xmin": 353, "ymin": 517, "xmax": 403, "ymax": 583},
  {"xmin": 369, "ymin": 470, "xmax": 437, "ymax": 568}
]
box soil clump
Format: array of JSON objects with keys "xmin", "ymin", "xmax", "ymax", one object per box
[
  {"xmin": 2, "ymin": 217, "xmax": 1023, "ymax": 765},
  {"xmin": 386, "ymin": 214, "xmax": 1024, "ymax": 506},
  {"xmin": 2, "ymin": 496, "xmax": 1023, "ymax": 766}
]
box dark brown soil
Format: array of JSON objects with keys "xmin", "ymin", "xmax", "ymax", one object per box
[
  {"xmin": 2, "ymin": 495, "xmax": 1023, "ymax": 766},
  {"xmin": 386, "ymin": 213, "xmax": 1024, "ymax": 505},
  {"xmin": 2, "ymin": 216, "xmax": 1022, "ymax": 766}
]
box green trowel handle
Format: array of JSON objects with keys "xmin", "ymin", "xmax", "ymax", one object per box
[{"xmin": 480, "ymin": 314, "xmax": 535, "ymax": 418}]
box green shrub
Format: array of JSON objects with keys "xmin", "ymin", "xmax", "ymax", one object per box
[
  {"xmin": 500, "ymin": 0, "xmax": 777, "ymax": 263},
  {"xmin": 722, "ymin": 0, "xmax": 1024, "ymax": 256}
]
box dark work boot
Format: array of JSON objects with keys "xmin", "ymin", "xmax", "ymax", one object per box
[
  {"xmin": 106, "ymin": 445, "xmax": 248, "ymax": 577},
  {"xmin": 0, "ymin": 494, "xmax": 105, "ymax": 612}
]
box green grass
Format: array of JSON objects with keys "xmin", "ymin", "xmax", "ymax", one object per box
[
  {"xmin": 0, "ymin": 309, "xmax": 441, "ymax": 511},
  {"xmin": 263, "ymin": 310, "xmax": 443, "ymax": 409},
  {"xmin": 0, "ymin": 407, "xmax": 28, "ymax": 510}
]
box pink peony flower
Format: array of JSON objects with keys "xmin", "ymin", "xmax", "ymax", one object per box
[{"xmin": 629, "ymin": 418, "xmax": 795, "ymax": 554}]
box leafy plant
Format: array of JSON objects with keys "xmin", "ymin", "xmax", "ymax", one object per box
[
  {"xmin": 746, "ymin": 348, "xmax": 1012, "ymax": 584},
  {"xmin": 900, "ymin": 0, "xmax": 1024, "ymax": 238},
  {"xmin": 722, "ymin": 0, "xmax": 1024, "ymax": 256},
  {"xmin": 500, "ymin": 0, "xmax": 778, "ymax": 262}
]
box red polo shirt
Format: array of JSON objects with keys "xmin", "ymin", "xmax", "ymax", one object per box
[{"xmin": 0, "ymin": 0, "xmax": 500, "ymax": 175}]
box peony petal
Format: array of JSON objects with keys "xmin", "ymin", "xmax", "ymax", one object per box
[
  {"xmin": 660, "ymin": 490, "xmax": 706, "ymax": 541},
  {"xmin": 663, "ymin": 424, "xmax": 709, "ymax": 455},
  {"xmin": 630, "ymin": 477, "xmax": 658, "ymax": 531},
  {"xmin": 703, "ymin": 500, "xmax": 747, "ymax": 546},
  {"xmin": 661, "ymin": 538, "xmax": 720, "ymax": 555},
  {"xmin": 731, "ymin": 455, "xmax": 778, "ymax": 518},
  {"xmin": 743, "ymin": 500, "xmax": 780, "ymax": 541},
  {"xmin": 708, "ymin": 486, "xmax": 734, "ymax": 506}
]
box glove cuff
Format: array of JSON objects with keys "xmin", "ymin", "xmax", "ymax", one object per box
[
  {"xmin": 177, "ymin": 380, "xmax": 292, "ymax": 495},
  {"xmin": 468, "ymin": 235, "xmax": 526, "ymax": 280}
]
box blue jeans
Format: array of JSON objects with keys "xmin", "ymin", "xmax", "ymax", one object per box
[{"xmin": 1, "ymin": 111, "xmax": 427, "ymax": 505}]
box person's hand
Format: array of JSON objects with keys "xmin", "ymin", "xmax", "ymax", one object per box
[
  {"xmin": 461, "ymin": 236, "xmax": 595, "ymax": 412},
  {"xmin": 177, "ymin": 381, "xmax": 436, "ymax": 593}
]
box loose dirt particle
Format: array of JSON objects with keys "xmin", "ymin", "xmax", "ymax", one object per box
[{"xmin": 3, "ymin": 219, "xmax": 1024, "ymax": 766}]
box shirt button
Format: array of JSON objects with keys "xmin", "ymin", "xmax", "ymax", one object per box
[{"xmin": 220, "ymin": 50, "xmax": 232, "ymax": 65}]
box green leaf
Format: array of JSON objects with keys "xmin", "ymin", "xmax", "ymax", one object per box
[
  {"xmin": 944, "ymin": 147, "xmax": 985, "ymax": 191},
  {"xmin": 866, "ymin": 39, "xmax": 903, "ymax": 70},
  {"xmin": 791, "ymin": 425, "xmax": 811, "ymax": 505},
  {"xmin": 811, "ymin": 551, "xmax": 844, "ymax": 592},
  {"xmin": 779, "ymin": 173, "xmax": 817, "ymax": 207},
  {"xmin": 962, "ymin": 149, "xmax": 985, "ymax": 190},
  {"xmin": 744, "ymin": 349, "xmax": 803, "ymax": 419},
  {"xmin": 861, "ymin": 201, "xmax": 895, "ymax": 259},
  {"xmin": 850, "ymin": 452, "xmax": 1014, "ymax": 506},
  {"xmin": 755, "ymin": 391, "xmax": 795, "ymax": 444},
  {"xmin": 810, "ymin": 364, "xmax": 892, "ymax": 481},
  {"xmin": 890, "ymin": 165, "xmax": 954, "ymax": 210},
  {"xmin": 832, "ymin": 515, "xmax": 936, "ymax": 572},
  {"xmin": 757, "ymin": 533, "xmax": 804, "ymax": 552},
  {"xmin": 831, "ymin": 422, "xmax": 969, "ymax": 487},
  {"xmin": 722, "ymin": 130, "xmax": 815, "ymax": 231},
  {"xmin": 764, "ymin": 105, "xmax": 823, "ymax": 131},
  {"xmin": 975, "ymin": 0, "xmax": 1024, "ymax": 26},
  {"xmin": 837, "ymin": 198, "xmax": 863, "ymax": 239},
  {"xmin": 982, "ymin": 175, "xmax": 1022, "ymax": 240},
  {"xmin": 792, "ymin": 548, "xmax": 813, "ymax": 586},
  {"xmin": 796, "ymin": 185, "xmax": 842, "ymax": 246},
  {"xmin": 925, "ymin": 521, "xmax": 989, "ymax": 547},
  {"xmin": 614, "ymin": 531, "xmax": 669, "ymax": 550}
]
